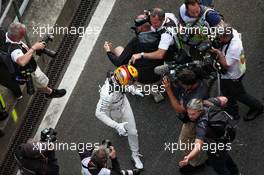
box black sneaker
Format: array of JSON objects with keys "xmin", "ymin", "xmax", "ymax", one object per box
[
  {"xmin": 179, "ymin": 164, "xmax": 205, "ymax": 174},
  {"xmin": 244, "ymin": 107, "xmax": 264, "ymax": 121},
  {"xmin": 45, "ymin": 89, "xmax": 66, "ymax": 99}
]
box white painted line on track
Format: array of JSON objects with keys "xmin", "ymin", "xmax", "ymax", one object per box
[{"xmin": 34, "ymin": 0, "xmax": 116, "ymax": 140}]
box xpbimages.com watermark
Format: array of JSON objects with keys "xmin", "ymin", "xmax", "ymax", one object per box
[
  {"xmin": 32, "ymin": 141, "xmax": 100, "ymax": 153},
  {"xmin": 32, "ymin": 23, "xmax": 101, "ymax": 37},
  {"xmin": 31, "ymin": 23, "xmax": 233, "ymax": 38},
  {"xmin": 98, "ymin": 83, "xmax": 165, "ymax": 96},
  {"xmin": 164, "ymin": 141, "xmax": 232, "ymax": 154}
]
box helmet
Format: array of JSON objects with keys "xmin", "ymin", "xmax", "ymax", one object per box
[{"xmin": 114, "ymin": 65, "xmax": 138, "ymax": 85}]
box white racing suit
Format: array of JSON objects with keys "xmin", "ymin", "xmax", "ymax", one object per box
[{"xmin": 95, "ymin": 78, "xmax": 143, "ymax": 169}]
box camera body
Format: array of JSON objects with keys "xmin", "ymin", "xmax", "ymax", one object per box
[
  {"xmin": 36, "ymin": 34, "xmax": 57, "ymax": 58},
  {"xmin": 40, "ymin": 128, "xmax": 57, "ymax": 142}
]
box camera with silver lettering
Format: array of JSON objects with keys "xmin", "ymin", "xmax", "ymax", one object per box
[
  {"xmin": 36, "ymin": 34, "xmax": 57, "ymax": 58},
  {"xmin": 40, "ymin": 128, "xmax": 57, "ymax": 143}
]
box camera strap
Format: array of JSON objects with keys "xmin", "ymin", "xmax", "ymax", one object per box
[{"xmin": 222, "ymin": 40, "xmax": 231, "ymax": 56}]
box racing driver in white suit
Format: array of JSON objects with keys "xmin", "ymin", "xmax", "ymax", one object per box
[{"xmin": 95, "ymin": 64, "xmax": 144, "ymax": 169}]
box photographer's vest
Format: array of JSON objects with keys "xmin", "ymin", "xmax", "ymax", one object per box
[
  {"xmin": 135, "ymin": 31, "xmax": 163, "ymax": 83},
  {"xmin": 179, "ymin": 5, "xmax": 214, "ymax": 28},
  {"xmin": 179, "ymin": 5, "xmax": 217, "ymax": 45},
  {"xmin": 157, "ymin": 16, "xmax": 181, "ymax": 62},
  {"xmin": 81, "ymin": 157, "xmax": 111, "ymax": 175},
  {"xmin": 0, "ymin": 29, "xmax": 37, "ymax": 76}
]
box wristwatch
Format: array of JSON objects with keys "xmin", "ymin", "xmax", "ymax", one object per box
[{"xmin": 140, "ymin": 52, "xmax": 144, "ymax": 59}]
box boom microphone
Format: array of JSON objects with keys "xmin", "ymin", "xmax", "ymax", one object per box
[{"xmin": 154, "ymin": 64, "xmax": 169, "ymax": 75}]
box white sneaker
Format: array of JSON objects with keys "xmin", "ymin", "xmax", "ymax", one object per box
[{"xmin": 131, "ymin": 152, "xmax": 143, "ymax": 169}]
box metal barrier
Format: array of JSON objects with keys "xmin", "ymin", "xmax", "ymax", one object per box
[{"xmin": 0, "ymin": 0, "xmax": 30, "ymax": 26}]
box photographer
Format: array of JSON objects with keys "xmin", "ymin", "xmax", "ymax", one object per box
[
  {"xmin": 104, "ymin": 14, "xmax": 164, "ymax": 102},
  {"xmin": 179, "ymin": 97, "xmax": 239, "ymax": 175},
  {"xmin": 179, "ymin": 0, "xmax": 223, "ymax": 28},
  {"xmin": 162, "ymin": 69, "xmax": 208, "ymax": 173},
  {"xmin": 14, "ymin": 140, "xmax": 59, "ymax": 175},
  {"xmin": 0, "ymin": 22, "xmax": 66, "ymax": 98},
  {"xmin": 210, "ymin": 23, "xmax": 263, "ymax": 121},
  {"xmin": 79, "ymin": 140, "xmax": 140, "ymax": 175},
  {"xmin": 79, "ymin": 144, "xmax": 122, "ymax": 175},
  {"xmin": 130, "ymin": 8, "xmax": 180, "ymax": 63}
]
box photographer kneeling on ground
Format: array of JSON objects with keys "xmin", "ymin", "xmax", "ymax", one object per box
[
  {"xmin": 179, "ymin": 97, "xmax": 239, "ymax": 175},
  {"xmin": 78, "ymin": 140, "xmax": 140, "ymax": 175},
  {"xmin": 14, "ymin": 128, "xmax": 60, "ymax": 175},
  {"xmin": 0, "ymin": 22, "xmax": 66, "ymax": 98}
]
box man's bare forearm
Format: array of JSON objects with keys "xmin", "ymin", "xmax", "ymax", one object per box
[
  {"xmin": 16, "ymin": 48, "xmax": 35, "ymax": 67},
  {"xmin": 166, "ymin": 89, "xmax": 186, "ymax": 113},
  {"xmin": 143, "ymin": 49, "xmax": 166, "ymax": 60}
]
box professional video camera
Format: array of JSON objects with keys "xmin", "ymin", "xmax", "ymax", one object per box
[
  {"xmin": 154, "ymin": 60, "xmax": 205, "ymax": 81},
  {"xmin": 101, "ymin": 139, "xmax": 141, "ymax": 175},
  {"xmin": 154, "ymin": 39, "xmax": 226, "ymax": 81},
  {"xmin": 40, "ymin": 128, "xmax": 57, "ymax": 143},
  {"xmin": 36, "ymin": 34, "xmax": 57, "ymax": 58}
]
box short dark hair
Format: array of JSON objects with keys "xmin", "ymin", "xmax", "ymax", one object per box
[
  {"xmin": 184, "ymin": 0, "xmax": 200, "ymax": 8},
  {"xmin": 151, "ymin": 8, "xmax": 165, "ymax": 20},
  {"xmin": 177, "ymin": 69, "xmax": 198, "ymax": 85}
]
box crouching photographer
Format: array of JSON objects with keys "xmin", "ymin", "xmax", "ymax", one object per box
[
  {"xmin": 0, "ymin": 22, "xmax": 66, "ymax": 98},
  {"xmin": 79, "ymin": 140, "xmax": 140, "ymax": 175},
  {"xmin": 14, "ymin": 128, "xmax": 59, "ymax": 175}
]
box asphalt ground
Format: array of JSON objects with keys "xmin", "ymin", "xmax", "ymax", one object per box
[{"xmin": 50, "ymin": 0, "xmax": 264, "ymax": 174}]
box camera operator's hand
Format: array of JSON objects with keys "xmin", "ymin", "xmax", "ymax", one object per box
[
  {"xmin": 109, "ymin": 146, "xmax": 117, "ymax": 159},
  {"xmin": 31, "ymin": 41, "xmax": 46, "ymax": 51},
  {"xmin": 162, "ymin": 76, "xmax": 172, "ymax": 92},
  {"xmin": 104, "ymin": 41, "xmax": 112, "ymax": 52},
  {"xmin": 210, "ymin": 47, "xmax": 221, "ymax": 56}
]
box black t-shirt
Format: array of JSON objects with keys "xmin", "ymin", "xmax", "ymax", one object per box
[
  {"xmin": 173, "ymin": 80, "xmax": 209, "ymax": 123},
  {"xmin": 173, "ymin": 80, "xmax": 209, "ymax": 107}
]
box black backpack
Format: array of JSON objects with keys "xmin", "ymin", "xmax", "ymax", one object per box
[
  {"xmin": 0, "ymin": 49, "xmax": 17, "ymax": 75},
  {"xmin": 206, "ymin": 106, "xmax": 237, "ymax": 143}
]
